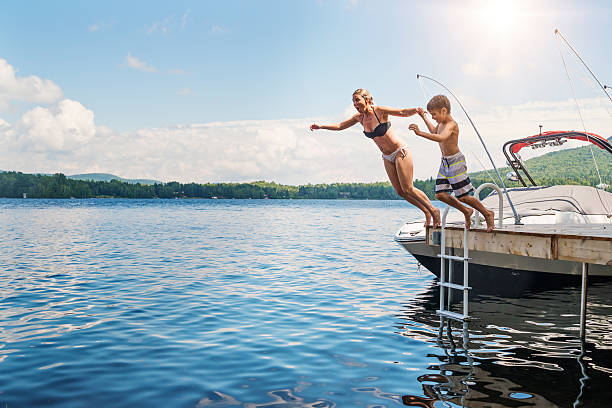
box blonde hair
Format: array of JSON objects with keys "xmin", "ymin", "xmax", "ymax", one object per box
[
  {"xmin": 353, "ymin": 88, "xmax": 373, "ymax": 105},
  {"xmin": 427, "ymin": 94, "xmax": 451, "ymax": 113}
]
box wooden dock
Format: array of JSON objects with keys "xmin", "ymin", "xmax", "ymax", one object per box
[{"xmin": 427, "ymin": 223, "xmax": 612, "ymax": 266}]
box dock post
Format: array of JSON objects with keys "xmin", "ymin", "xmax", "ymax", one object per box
[{"xmin": 580, "ymin": 263, "xmax": 588, "ymax": 339}]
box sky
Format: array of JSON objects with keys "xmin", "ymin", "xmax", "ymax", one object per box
[{"xmin": 1, "ymin": 0, "xmax": 611, "ymax": 184}]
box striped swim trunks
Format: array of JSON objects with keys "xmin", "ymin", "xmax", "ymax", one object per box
[{"xmin": 435, "ymin": 151, "xmax": 474, "ymax": 198}]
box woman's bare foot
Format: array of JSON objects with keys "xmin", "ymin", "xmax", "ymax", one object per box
[
  {"xmin": 484, "ymin": 209, "xmax": 495, "ymax": 232},
  {"xmin": 432, "ymin": 208, "xmax": 441, "ymax": 228},
  {"xmin": 464, "ymin": 207, "xmax": 474, "ymax": 229},
  {"xmin": 424, "ymin": 212, "xmax": 432, "ymax": 228}
]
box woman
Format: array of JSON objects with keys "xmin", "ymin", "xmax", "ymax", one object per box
[{"xmin": 310, "ymin": 88, "xmax": 440, "ymax": 227}]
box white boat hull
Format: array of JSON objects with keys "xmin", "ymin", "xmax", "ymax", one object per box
[{"xmin": 394, "ymin": 185, "xmax": 612, "ymax": 294}]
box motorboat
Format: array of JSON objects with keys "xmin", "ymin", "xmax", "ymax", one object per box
[{"xmin": 394, "ymin": 131, "xmax": 612, "ymax": 294}]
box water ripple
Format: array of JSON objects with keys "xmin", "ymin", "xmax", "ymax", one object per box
[{"xmin": 0, "ymin": 199, "xmax": 611, "ymax": 407}]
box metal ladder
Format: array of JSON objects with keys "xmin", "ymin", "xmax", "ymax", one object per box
[
  {"xmin": 436, "ymin": 183, "xmax": 505, "ymax": 321},
  {"xmin": 437, "ymin": 206, "xmax": 471, "ymax": 321}
]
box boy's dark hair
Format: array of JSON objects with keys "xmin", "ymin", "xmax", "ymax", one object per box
[{"xmin": 427, "ymin": 95, "xmax": 451, "ymax": 113}]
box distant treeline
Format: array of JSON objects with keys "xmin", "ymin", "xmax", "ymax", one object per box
[
  {"xmin": 0, "ymin": 171, "xmax": 432, "ymax": 199},
  {"xmin": 1, "ymin": 140, "xmax": 610, "ymax": 199},
  {"xmin": 0, "ymin": 170, "xmax": 608, "ymax": 200}
]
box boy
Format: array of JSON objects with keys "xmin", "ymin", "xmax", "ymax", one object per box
[{"xmin": 408, "ymin": 95, "xmax": 495, "ymax": 231}]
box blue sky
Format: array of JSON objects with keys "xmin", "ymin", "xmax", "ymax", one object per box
[{"xmin": 1, "ymin": 0, "xmax": 611, "ymax": 183}]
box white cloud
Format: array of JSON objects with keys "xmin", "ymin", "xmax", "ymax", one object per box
[
  {"xmin": 177, "ymin": 88, "xmax": 192, "ymax": 95},
  {"xmin": 148, "ymin": 22, "xmax": 165, "ymax": 35},
  {"xmin": 88, "ymin": 23, "xmax": 103, "ymax": 32},
  {"xmin": 88, "ymin": 20, "xmax": 116, "ymax": 32},
  {"xmin": 453, "ymin": 96, "xmax": 612, "ymax": 168},
  {"xmin": 1, "ymin": 97, "xmax": 609, "ymax": 185},
  {"xmin": 211, "ymin": 25, "xmax": 226, "ymax": 34},
  {"xmin": 124, "ymin": 53, "xmax": 158, "ymax": 73},
  {"xmin": 12, "ymin": 99, "xmax": 96, "ymax": 152},
  {"xmin": 148, "ymin": 11, "xmax": 190, "ymax": 34},
  {"xmin": 0, "ymin": 59, "xmax": 63, "ymax": 108},
  {"xmin": 0, "ymin": 117, "xmax": 13, "ymax": 147},
  {"xmin": 148, "ymin": 15, "xmax": 175, "ymax": 36},
  {"xmin": 181, "ymin": 10, "xmax": 190, "ymax": 29},
  {"xmin": 0, "ymin": 108, "xmax": 383, "ymax": 183}
]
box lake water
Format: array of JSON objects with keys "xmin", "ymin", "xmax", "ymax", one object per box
[{"xmin": 0, "ymin": 199, "xmax": 611, "ymax": 407}]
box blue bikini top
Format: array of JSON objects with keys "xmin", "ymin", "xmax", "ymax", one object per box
[{"xmin": 363, "ymin": 108, "xmax": 391, "ymax": 139}]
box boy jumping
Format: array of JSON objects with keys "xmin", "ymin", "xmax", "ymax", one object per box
[{"xmin": 409, "ymin": 95, "xmax": 495, "ymax": 231}]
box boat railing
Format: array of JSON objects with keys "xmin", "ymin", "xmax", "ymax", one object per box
[{"xmin": 473, "ymin": 183, "xmax": 504, "ymax": 229}]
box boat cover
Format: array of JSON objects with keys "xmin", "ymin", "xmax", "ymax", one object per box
[{"xmin": 483, "ymin": 185, "xmax": 612, "ymax": 216}]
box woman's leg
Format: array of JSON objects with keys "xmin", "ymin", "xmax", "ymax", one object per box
[
  {"xmin": 384, "ymin": 154, "xmax": 437, "ymax": 227},
  {"xmin": 394, "ymin": 148, "xmax": 441, "ymax": 227}
]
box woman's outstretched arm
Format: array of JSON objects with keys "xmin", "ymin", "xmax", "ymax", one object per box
[
  {"xmin": 375, "ymin": 106, "xmax": 418, "ymax": 117},
  {"xmin": 310, "ymin": 114, "xmax": 359, "ymax": 131}
]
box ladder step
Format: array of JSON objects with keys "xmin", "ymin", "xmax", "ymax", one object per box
[
  {"xmin": 437, "ymin": 310, "xmax": 469, "ymax": 321},
  {"xmin": 437, "ymin": 254, "xmax": 470, "ymax": 261},
  {"xmin": 438, "ymin": 282, "xmax": 471, "ymax": 290}
]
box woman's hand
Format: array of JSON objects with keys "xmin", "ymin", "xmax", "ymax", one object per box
[{"xmin": 310, "ymin": 123, "xmax": 321, "ymax": 131}]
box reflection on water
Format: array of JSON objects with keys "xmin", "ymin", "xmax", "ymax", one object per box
[
  {"xmin": 0, "ymin": 199, "xmax": 610, "ymax": 407},
  {"xmin": 398, "ymin": 283, "xmax": 612, "ymax": 407}
]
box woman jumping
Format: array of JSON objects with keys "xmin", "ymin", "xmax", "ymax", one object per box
[{"xmin": 310, "ymin": 88, "xmax": 441, "ymax": 227}]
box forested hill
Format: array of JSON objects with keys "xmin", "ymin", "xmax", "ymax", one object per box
[
  {"xmin": 0, "ymin": 138, "xmax": 609, "ymax": 199},
  {"xmin": 468, "ymin": 136, "xmax": 612, "ymax": 189},
  {"xmin": 68, "ymin": 173, "xmax": 160, "ymax": 185}
]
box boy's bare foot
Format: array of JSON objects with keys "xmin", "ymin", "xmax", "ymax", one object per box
[
  {"xmin": 484, "ymin": 210, "xmax": 495, "ymax": 232},
  {"xmin": 432, "ymin": 208, "xmax": 441, "ymax": 228},
  {"xmin": 464, "ymin": 208, "xmax": 474, "ymax": 229}
]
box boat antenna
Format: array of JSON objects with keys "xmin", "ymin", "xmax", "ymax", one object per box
[
  {"xmin": 555, "ymin": 29, "xmax": 612, "ymax": 104},
  {"xmin": 416, "ymin": 74, "xmax": 521, "ymax": 224},
  {"xmin": 555, "ymin": 29, "xmax": 610, "ymax": 216},
  {"xmin": 555, "ymin": 29, "xmax": 607, "ymax": 189}
]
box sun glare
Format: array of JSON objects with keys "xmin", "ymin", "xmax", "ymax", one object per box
[{"xmin": 476, "ymin": 0, "xmax": 519, "ymax": 34}]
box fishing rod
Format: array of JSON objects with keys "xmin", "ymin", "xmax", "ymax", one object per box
[
  {"xmin": 555, "ymin": 29, "xmax": 612, "ymax": 104},
  {"xmin": 416, "ymin": 74, "xmax": 521, "ymax": 224}
]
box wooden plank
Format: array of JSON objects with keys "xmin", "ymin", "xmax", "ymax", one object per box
[
  {"xmin": 431, "ymin": 228, "xmax": 552, "ymax": 258},
  {"xmin": 557, "ymin": 237, "xmax": 612, "ymax": 265},
  {"xmin": 427, "ymin": 225, "xmax": 612, "ymax": 266}
]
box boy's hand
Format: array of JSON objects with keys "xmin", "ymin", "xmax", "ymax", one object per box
[
  {"xmin": 310, "ymin": 124, "xmax": 320, "ymax": 131},
  {"xmin": 416, "ymin": 107, "xmax": 426, "ymax": 117},
  {"xmin": 409, "ymin": 124, "xmax": 420, "ymax": 134}
]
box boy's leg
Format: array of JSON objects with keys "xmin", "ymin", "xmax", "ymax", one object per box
[
  {"xmin": 393, "ymin": 149, "xmax": 441, "ymax": 227},
  {"xmin": 458, "ymin": 195, "xmax": 495, "ymax": 232},
  {"xmin": 442, "ymin": 152, "xmax": 494, "ymax": 231},
  {"xmin": 435, "ymin": 192, "xmax": 474, "ymax": 229}
]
